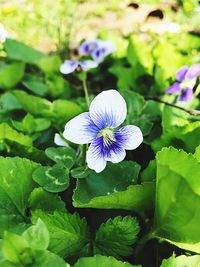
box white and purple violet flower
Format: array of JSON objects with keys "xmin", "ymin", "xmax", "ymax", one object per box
[
  {"xmin": 60, "ymin": 39, "xmax": 115, "ymax": 74},
  {"xmin": 63, "ymin": 90, "xmax": 143, "ymax": 173},
  {"xmin": 60, "ymin": 59, "xmax": 98, "ymax": 75},
  {"xmin": 165, "ymin": 64, "xmax": 200, "ymax": 101},
  {"xmin": 79, "ymin": 39, "xmax": 116, "ymax": 63}
]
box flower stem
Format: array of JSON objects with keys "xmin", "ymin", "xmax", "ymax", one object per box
[
  {"xmin": 144, "ymin": 96, "xmax": 200, "ymax": 116},
  {"xmin": 81, "ymin": 144, "xmax": 87, "ymax": 165},
  {"xmin": 82, "ymin": 78, "xmax": 90, "ymax": 108}
]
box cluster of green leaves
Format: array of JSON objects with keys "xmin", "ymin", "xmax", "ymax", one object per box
[{"xmin": 0, "ymin": 20, "xmax": 200, "ymax": 267}]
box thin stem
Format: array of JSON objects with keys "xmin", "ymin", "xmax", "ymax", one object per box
[
  {"xmin": 144, "ymin": 96, "xmax": 200, "ymax": 116},
  {"xmin": 81, "ymin": 144, "xmax": 87, "ymax": 165},
  {"xmin": 82, "ymin": 78, "xmax": 90, "ymax": 108}
]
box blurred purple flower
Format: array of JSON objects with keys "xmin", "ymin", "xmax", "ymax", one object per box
[
  {"xmin": 165, "ymin": 64, "xmax": 200, "ymax": 101},
  {"xmin": 79, "ymin": 39, "xmax": 116, "ymax": 63},
  {"xmin": 60, "ymin": 59, "xmax": 98, "ymax": 74}
]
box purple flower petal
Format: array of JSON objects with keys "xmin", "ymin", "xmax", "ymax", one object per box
[
  {"xmin": 86, "ymin": 137, "xmax": 107, "ymax": 173},
  {"xmin": 176, "ymin": 66, "xmax": 189, "ymax": 82},
  {"xmin": 165, "ymin": 82, "xmax": 182, "ymax": 94},
  {"xmin": 78, "ymin": 40, "xmax": 100, "ymax": 55},
  {"xmin": 185, "ymin": 64, "xmax": 200, "ymax": 80},
  {"xmin": 63, "ymin": 112, "xmax": 99, "ymax": 144},
  {"xmin": 79, "ymin": 60, "xmax": 98, "ymax": 71},
  {"xmin": 91, "ymin": 41, "xmax": 115, "ymax": 63},
  {"xmin": 60, "ymin": 60, "xmax": 78, "ymax": 74},
  {"xmin": 178, "ymin": 88, "xmax": 194, "ymax": 102},
  {"xmin": 86, "ymin": 135, "xmax": 125, "ymax": 172},
  {"xmin": 115, "ymin": 125, "xmax": 143, "ymax": 150}
]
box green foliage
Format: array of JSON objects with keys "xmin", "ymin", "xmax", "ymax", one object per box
[
  {"xmin": 1, "ymin": 219, "xmax": 67, "ymax": 267},
  {"xmin": 73, "ymin": 255, "xmax": 141, "ymax": 267},
  {"xmin": 160, "ymin": 255, "xmax": 200, "ymax": 267},
  {"xmin": 122, "ymin": 90, "xmax": 160, "ymax": 136},
  {"xmin": 127, "ymin": 35, "xmax": 154, "ymax": 75},
  {"xmin": 73, "ymin": 161, "xmax": 155, "ymax": 212},
  {"xmin": 153, "ymin": 106, "xmax": 200, "ymax": 153},
  {"xmin": 94, "ymin": 216, "xmax": 140, "ymax": 258},
  {"xmin": 45, "ymin": 147, "xmax": 76, "ymax": 168},
  {"xmin": 32, "ymin": 146, "xmax": 76, "ymax": 192},
  {"xmin": 31, "ymin": 210, "xmax": 89, "ymax": 258},
  {"xmin": 22, "ymin": 74, "xmax": 49, "ymax": 96},
  {"xmin": 22, "ymin": 219, "xmax": 49, "ymax": 250},
  {"xmin": 154, "ymin": 147, "xmax": 200, "ymax": 253},
  {"xmin": 0, "ymin": 157, "xmax": 38, "ymax": 234},
  {"xmin": 13, "ymin": 90, "xmax": 82, "ymax": 125},
  {"xmin": 0, "ymin": 62, "xmax": 25, "ymax": 90},
  {"xmin": 28, "ymin": 187, "xmax": 66, "ymax": 212},
  {"xmin": 5, "ymin": 39, "xmax": 45, "ymax": 64},
  {"xmin": 0, "ymin": 92, "xmax": 21, "ymax": 113},
  {"xmin": 32, "ymin": 164, "xmax": 70, "ymax": 193},
  {"xmin": 0, "ymin": 123, "xmax": 32, "ymax": 147},
  {"xmin": 12, "ymin": 113, "xmax": 51, "ymax": 134}
]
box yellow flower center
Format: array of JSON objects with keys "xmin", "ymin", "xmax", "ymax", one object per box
[{"xmin": 98, "ymin": 128, "xmax": 116, "ymax": 146}]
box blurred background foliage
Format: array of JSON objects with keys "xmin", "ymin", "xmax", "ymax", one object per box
[{"xmin": 0, "ymin": 0, "xmax": 199, "ymax": 54}]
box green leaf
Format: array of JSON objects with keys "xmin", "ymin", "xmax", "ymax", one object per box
[
  {"xmin": 0, "ymin": 62, "xmax": 25, "ymax": 90},
  {"xmin": 13, "ymin": 90, "xmax": 82, "ymax": 125},
  {"xmin": 12, "ymin": 90, "xmax": 52, "ymax": 118},
  {"xmin": 122, "ymin": 90, "xmax": 155, "ymax": 136},
  {"xmin": 71, "ymin": 166, "xmax": 92, "ymax": 179},
  {"xmin": 45, "ymin": 147, "xmax": 76, "ymax": 168},
  {"xmin": 73, "ymin": 161, "xmax": 155, "ymax": 212},
  {"xmin": 0, "ymin": 92, "xmax": 21, "ymax": 113},
  {"xmin": 5, "ymin": 39, "xmax": 45, "ymax": 64},
  {"xmin": 153, "ymin": 39, "xmax": 185, "ymax": 92},
  {"xmin": 141, "ymin": 160, "xmax": 156, "ymax": 182},
  {"xmin": 29, "ymin": 187, "xmax": 66, "ymax": 212},
  {"xmin": 160, "ymin": 255, "xmax": 200, "ymax": 267},
  {"xmin": 51, "ymin": 99, "xmax": 82, "ymax": 125},
  {"xmin": 37, "ymin": 54, "xmax": 62, "ymax": 73},
  {"xmin": 12, "ymin": 114, "xmax": 51, "ymax": 134},
  {"xmin": 32, "ymin": 250, "xmax": 67, "ymax": 267},
  {"xmin": 22, "ymin": 219, "xmax": 49, "ymax": 250},
  {"xmin": 0, "ymin": 123, "xmax": 32, "ymax": 147},
  {"xmin": 109, "ymin": 65, "xmax": 135, "ymax": 90},
  {"xmin": 154, "ymin": 147, "xmax": 200, "ymax": 253},
  {"xmin": 32, "ymin": 164, "xmax": 70, "ymax": 193},
  {"xmin": 3, "ymin": 232, "xmax": 31, "ymax": 265},
  {"xmin": 31, "ymin": 210, "xmax": 89, "ymax": 258},
  {"xmin": 153, "ymin": 106, "xmax": 200, "ymax": 153},
  {"xmin": 73, "ymin": 255, "xmax": 140, "ymax": 267},
  {"xmin": 194, "ymin": 145, "xmax": 200, "ymax": 162},
  {"xmin": 22, "ymin": 74, "xmax": 48, "ymax": 96},
  {"xmin": 46, "ymin": 74, "xmax": 71, "ymax": 98},
  {"xmin": 94, "ymin": 216, "xmax": 140, "ymax": 258},
  {"xmin": 0, "ymin": 156, "xmax": 38, "ymax": 236},
  {"xmin": 127, "ymin": 35, "xmax": 154, "ymax": 74},
  {"xmin": 0, "ymin": 260, "xmax": 15, "ymax": 267}
]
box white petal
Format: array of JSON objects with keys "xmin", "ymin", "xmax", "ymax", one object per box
[
  {"xmin": 80, "ymin": 60, "xmax": 98, "ymax": 71},
  {"xmin": 60, "ymin": 60, "xmax": 78, "ymax": 74},
  {"xmin": 54, "ymin": 133, "xmax": 69, "ymax": 147},
  {"xmin": 116, "ymin": 125, "xmax": 143, "ymax": 150},
  {"xmin": 86, "ymin": 140, "xmax": 107, "ymax": 173},
  {"xmin": 89, "ymin": 90, "xmax": 127, "ymax": 129},
  {"xmin": 63, "ymin": 112, "xmax": 99, "ymax": 144},
  {"xmin": 105, "ymin": 149, "xmax": 126, "ymax": 164}
]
